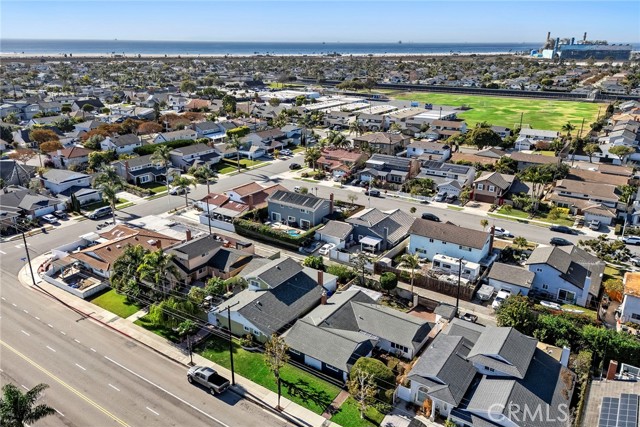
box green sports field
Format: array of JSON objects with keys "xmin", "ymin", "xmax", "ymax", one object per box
[{"xmin": 394, "ymin": 92, "xmax": 601, "ymax": 132}]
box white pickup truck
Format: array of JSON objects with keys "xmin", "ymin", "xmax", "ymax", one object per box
[
  {"xmin": 187, "ymin": 366, "xmax": 230, "ymax": 395},
  {"xmin": 492, "ymin": 290, "xmax": 511, "ymax": 310}
]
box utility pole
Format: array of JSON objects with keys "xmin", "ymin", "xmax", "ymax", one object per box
[
  {"xmin": 578, "ymin": 118, "xmax": 585, "ymax": 139},
  {"xmin": 455, "ymin": 258, "xmax": 462, "ymax": 317},
  {"xmin": 206, "ymin": 178, "xmax": 212, "ymax": 236},
  {"xmin": 22, "ymin": 231, "xmax": 38, "ymax": 288},
  {"xmin": 225, "ymin": 302, "xmax": 240, "ymax": 385},
  {"xmin": 519, "ymin": 112, "xmax": 523, "ymax": 130}
]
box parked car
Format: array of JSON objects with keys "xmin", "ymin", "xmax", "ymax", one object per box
[
  {"xmin": 589, "ymin": 220, "xmax": 601, "ymax": 231},
  {"xmin": 88, "ymin": 206, "xmax": 112, "ymax": 220},
  {"xmin": 492, "ymin": 290, "xmax": 511, "ymax": 310},
  {"xmin": 550, "ymin": 237, "xmax": 572, "ymax": 246},
  {"xmin": 289, "ymin": 163, "xmax": 302, "ymax": 170},
  {"xmin": 169, "ymin": 186, "xmax": 190, "ymax": 195},
  {"xmin": 319, "ymin": 243, "xmax": 336, "ymax": 255},
  {"xmin": 421, "ymin": 212, "xmax": 441, "ymax": 222},
  {"xmin": 435, "ymin": 191, "xmax": 448, "ymax": 202},
  {"xmin": 280, "ymin": 149, "xmax": 292, "ymax": 156},
  {"xmin": 621, "ymin": 236, "xmax": 640, "ymax": 245},
  {"xmin": 351, "ymin": 179, "xmax": 361, "ymax": 187},
  {"xmin": 53, "ymin": 210, "xmax": 67, "ymax": 219},
  {"xmin": 461, "ymin": 313, "xmax": 478, "ymax": 323},
  {"xmin": 365, "ymin": 189, "xmax": 381, "ymax": 197},
  {"xmin": 549, "ymin": 225, "xmax": 578, "ymax": 235},
  {"xmin": 299, "ymin": 241, "xmax": 322, "ymax": 254},
  {"xmin": 630, "ymin": 256, "xmax": 640, "ymax": 267},
  {"xmin": 493, "ymin": 227, "xmax": 512, "ymax": 238},
  {"xmin": 41, "ymin": 214, "xmax": 58, "ymax": 224},
  {"xmin": 187, "ymin": 366, "xmax": 230, "ymax": 395}
]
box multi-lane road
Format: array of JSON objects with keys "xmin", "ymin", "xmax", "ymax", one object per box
[{"xmin": 1, "ymin": 151, "xmax": 635, "ymax": 426}]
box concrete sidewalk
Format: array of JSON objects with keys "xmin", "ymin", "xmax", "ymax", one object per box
[{"xmin": 17, "ymin": 255, "xmax": 339, "ymax": 427}]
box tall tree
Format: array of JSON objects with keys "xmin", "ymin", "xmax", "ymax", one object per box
[
  {"xmin": 0, "ymin": 383, "xmax": 56, "ymax": 427},
  {"xmin": 347, "ymin": 368, "xmax": 377, "ymax": 420},
  {"xmin": 94, "ymin": 165, "xmax": 124, "ymax": 189},
  {"xmin": 561, "ymin": 122, "xmax": 576, "ymax": 139},
  {"xmin": 137, "ymin": 250, "xmax": 180, "ymax": 298},
  {"xmin": 399, "ymin": 253, "xmax": 420, "ymax": 298},
  {"xmin": 98, "ymin": 181, "xmax": 119, "ymax": 224},
  {"xmin": 225, "ymin": 135, "xmax": 245, "ymax": 173},
  {"xmin": 609, "ymin": 145, "xmax": 634, "ymax": 162},
  {"xmin": 8, "ymin": 149, "xmax": 37, "ymax": 165},
  {"xmin": 110, "ymin": 244, "xmax": 150, "ymax": 298},
  {"xmin": 495, "ymin": 295, "xmax": 537, "ymax": 335},
  {"xmin": 304, "ymin": 147, "xmax": 321, "ymax": 170},
  {"xmin": 264, "ymin": 334, "xmax": 289, "ymax": 410},
  {"xmin": 171, "ymin": 174, "xmax": 196, "ymax": 208},
  {"xmin": 150, "ymin": 145, "xmax": 172, "ymax": 191}
]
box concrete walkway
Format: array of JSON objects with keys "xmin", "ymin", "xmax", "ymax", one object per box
[
  {"xmin": 321, "ymin": 390, "xmax": 350, "ymax": 419},
  {"xmin": 17, "ymin": 255, "xmax": 340, "ymax": 427}
]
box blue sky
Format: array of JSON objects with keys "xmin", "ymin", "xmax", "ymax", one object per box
[{"xmin": 1, "ymin": 1, "xmax": 638, "ymax": 43}]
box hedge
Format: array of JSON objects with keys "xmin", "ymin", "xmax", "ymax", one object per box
[
  {"xmin": 234, "ymin": 218, "xmax": 322, "ymax": 250},
  {"xmin": 133, "ymin": 138, "xmax": 207, "ymax": 156}
]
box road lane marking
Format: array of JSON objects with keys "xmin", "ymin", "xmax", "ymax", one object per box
[
  {"xmin": 0, "ymin": 250, "xmax": 6, "ymax": 255},
  {"xmin": 55, "ymin": 409, "xmax": 65, "ymax": 417},
  {"xmin": 35, "ymin": 316, "xmax": 40, "ymax": 320},
  {"xmin": 23, "ymin": 309, "xmax": 28, "ymax": 314},
  {"xmin": 21, "ymin": 384, "xmax": 28, "ymax": 390},
  {"xmin": 0, "ymin": 340, "xmax": 130, "ymax": 427},
  {"xmin": 46, "ymin": 346, "xmax": 56, "ymax": 352},
  {"xmin": 75, "ymin": 363, "xmax": 86, "ymax": 371},
  {"xmin": 104, "ymin": 356, "xmax": 230, "ymax": 427},
  {"xmin": 21, "ymin": 330, "xmax": 30, "ymax": 336},
  {"xmin": 12, "ymin": 303, "xmax": 17, "ymax": 307},
  {"xmin": 146, "ymin": 407, "xmax": 159, "ymax": 416},
  {"xmin": 1, "ymin": 297, "xmax": 5, "ymax": 300},
  {"xmin": 47, "ymin": 323, "xmax": 53, "ymax": 328},
  {"xmin": 90, "ymin": 347, "xmax": 96, "ymax": 352},
  {"xmin": 60, "ymin": 331, "xmax": 66, "ymax": 335},
  {"xmin": 108, "ymin": 383, "xmax": 120, "ymax": 392},
  {"xmin": 74, "ymin": 339, "xmax": 81, "ymax": 344}
]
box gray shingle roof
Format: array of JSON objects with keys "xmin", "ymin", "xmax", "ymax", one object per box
[
  {"xmin": 42, "ymin": 169, "xmax": 89, "ymax": 184},
  {"xmin": 171, "ymin": 235, "xmax": 224, "ymax": 259},
  {"xmin": 170, "ymin": 143, "xmax": 213, "ymax": 156},
  {"xmin": 347, "ymin": 208, "xmax": 415, "ymax": 244},
  {"xmin": 488, "ymin": 262, "xmax": 535, "ymax": 289},
  {"xmin": 467, "ymin": 327, "xmax": 537, "ymax": 379},
  {"xmin": 110, "ymin": 133, "xmax": 140, "ymax": 147},
  {"xmin": 409, "ymin": 219, "xmax": 490, "ymax": 250},
  {"xmin": 317, "ymin": 220, "xmax": 353, "ymax": 240}
]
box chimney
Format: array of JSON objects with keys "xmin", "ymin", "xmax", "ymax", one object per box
[
  {"xmin": 185, "ymin": 229, "xmax": 192, "ymax": 241},
  {"xmin": 155, "ymin": 239, "xmax": 162, "ymax": 250},
  {"xmin": 560, "ymin": 347, "xmax": 571, "ymax": 368},
  {"xmin": 489, "ymin": 225, "xmax": 495, "ymax": 252},
  {"xmin": 583, "ymin": 32, "xmax": 587, "ymax": 42},
  {"xmin": 383, "ymin": 227, "xmax": 389, "ymax": 250},
  {"xmin": 320, "ymin": 290, "xmax": 328, "ymax": 305},
  {"xmin": 57, "ymin": 149, "xmax": 62, "ymax": 157},
  {"xmin": 317, "ymin": 270, "xmax": 324, "ymax": 287},
  {"xmin": 248, "ymin": 193, "xmax": 254, "ymax": 210},
  {"xmin": 124, "ymin": 160, "xmax": 130, "ymax": 175},
  {"xmin": 329, "ymin": 193, "xmax": 334, "ymax": 213},
  {"xmin": 571, "ymin": 37, "xmax": 575, "ymax": 46},
  {"xmin": 546, "ymin": 32, "xmax": 551, "ymax": 42},
  {"xmin": 606, "ymin": 360, "xmax": 618, "ymax": 380}
]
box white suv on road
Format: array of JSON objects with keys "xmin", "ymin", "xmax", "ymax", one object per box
[{"xmin": 492, "ymin": 290, "xmax": 511, "ymax": 310}]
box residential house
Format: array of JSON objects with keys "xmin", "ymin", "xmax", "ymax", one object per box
[
  {"xmin": 472, "ymin": 172, "xmax": 515, "ymax": 204},
  {"xmin": 487, "ymin": 262, "xmax": 535, "ymax": 296},
  {"xmin": 406, "ymin": 141, "xmax": 451, "ymax": 162},
  {"xmin": 582, "ymin": 204, "xmax": 617, "ymax": 226},
  {"xmin": 408, "ymin": 219, "xmax": 492, "ymax": 264},
  {"xmin": 427, "ymin": 120, "xmax": 467, "ymax": 140},
  {"xmin": 197, "ymin": 193, "xmax": 251, "ymax": 232},
  {"xmin": 314, "ymin": 220, "xmax": 353, "ymax": 249},
  {"xmin": 0, "ymin": 187, "xmax": 66, "ymax": 219},
  {"xmin": 346, "ymin": 208, "xmax": 415, "ymax": 252},
  {"xmin": 324, "ymin": 110, "xmax": 353, "ymax": 128},
  {"xmin": 169, "ymin": 234, "xmax": 254, "ymax": 284},
  {"xmin": 48, "ymin": 146, "xmax": 94, "ymax": 169},
  {"xmin": 515, "ymin": 128, "xmax": 559, "ymax": 151},
  {"xmin": 566, "ymin": 167, "xmax": 630, "ymax": 187},
  {"xmin": 167, "ymin": 94, "xmax": 188, "ymax": 111},
  {"xmin": 101, "ymin": 134, "xmax": 143, "ymax": 154},
  {"xmin": 620, "ymin": 272, "xmax": 640, "ymax": 325},
  {"xmin": 384, "ymin": 107, "xmax": 425, "ymax": 131},
  {"xmin": 548, "ymin": 179, "xmax": 621, "ymax": 214},
  {"xmin": 225, "ymin": 182, "xmax": 287, "ymax": 208},
  {"xmin": 185, "ymin": 99, "xmax": 212, "ymax": 111},
  {"xmin": 254, "ymin": 128, "xmax": 287, "ymax": 152},
  {"xmin": 112, "ymin": 154, "xmax": 174, "ymax": 185},
  {"xmin": 509, "ymin": 151, "xmax": 561, "ymax": 171},
  {"xmin": 283, "ymin": 289, "xmax": 433, "ymax": 381},
  {"xmin": 67, "ymin": 225, "xmax": 180, "ymax": 278},
  {"xmin": 356, "ymin": 107, "xmax": 397, "ymax": 131},
  {"xmin": 41, "ymin": 169, "xmax": 91, "ymax": 195},
  {"xmin": 404, "ymin": 319, "xmax": 573, "ymax": 427},
  {"xmin": 525, "ymin": 245, "xmax": 604, "ymax": 307},
  {"xmin": 71, "ymin": 98, "xmax": 105, "ymax": 112},
  {"xmin": 192, "ymin": 121, "xmax": 226, "ymax": 141},
  {"xmin": 357, "ymin": 154, "xmax": 420, "ymax": 186},
  {"xmin": 490, "ymin": 125, "xmax": 511, "ymax": 139},
  {"xmin": 418, "ymin": 160, "xmax": 475, "ymax": 191},
  {"xmin": 153, "ymin": 129, "xmax": 198, "ymax": 144},
  {"xmin": 210, "ymin": 257, "xmax": 337, "ymax": 343},
  {"xmin": 0, "ymin": 160, "xmax": 33, "ymax": 187},
  {"xmin": 317, "ymin": 148, "xmax": 368, "ymax": 179},
  {"xmin": 169, "ymin": 143, "xmax": 220, "ymax": 171},
  {"xmin": 267, "ymin": 190, "xmax": 333, "ymax": 229},
  {"xmin": 237, "ymin": 133, "xmax": 267, "ymax": 159},
  {"xmin": 450, "ymin": 147, "xmax": 505, "ymax": 168},
  {"xmin": 352, "ymin": 132, "xmax": 410, "ymax": 156}
]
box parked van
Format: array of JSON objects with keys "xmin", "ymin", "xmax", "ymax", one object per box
[{"xmin": 88, "ymin": 206, "xmax": 113, "ymax": 220}]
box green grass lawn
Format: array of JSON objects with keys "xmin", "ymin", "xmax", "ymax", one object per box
[
  {"xmin": 537, "ymin": 150, "xmax": 557, "ymax": 157},
  {"xmin": 134, "ymin": 315, "xmax": 181, "ymax": 342},
  {"xmin": 89, "ymin": 289, "xmax": 141, "ymax": 318},
  {"xmin": 198, "ymin": 335, "xmax": 340, "ymax": 415},
  {"xmin": 239, "ymin": 159, "xmax": 265, "ymax": 168},
  {"xmin": 393, "ymin": 92, "xmax": 600, "ymax": 131},
  {"xmin": 138, "ymin": 182, "xmax": 167, "ymax": 194},
  {"xmin": 561, "ymin": 304, "xmax": 598, "ymax": 322},
  {"xmin": 447, "ymin": 206, "xmax": 463, "ymax": 211},
  {"xmin": 330, "ymin": 398, "xmax": 385, "ymax": 427},
  {"xmin": 216, "ymin": 165, "xmax": 236, "ymax": 174},
  {"xmin": 604, "ymin": 266, "xmax": 621, "ymax": 277},
  {"xmin": 497, "ymin": 206, "xmax": 574, "ymax": 226}
]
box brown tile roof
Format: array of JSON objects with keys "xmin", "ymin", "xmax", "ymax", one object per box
[
  {"xmin": 597, "ymin": 163, "xmax": 634, "ymax": 177},
  {"xmin": 450, "ymin": 152, "xmax": 498, "ymax": 166},
  {"xmin": 231, "ymin": 182, "xmax": 264, "ymax": 196},
  {"xmin": 354, "ymin": 132, "xmax": 407, "ymax": 145},
  {"xmin": 320, "ymin": 148, "xmax": 367, "ymax": 162},
  {"xmin": 509, "ymin": 152, "xmax": 560, "ymax": 164},
  {"xmin": 201, "ymin": 193, "xmax": 230, "ymax": 206},
  {"xmin": 567, "ymin": 168, "xmax": 629, "ymax": 186},
  {"xmin": 554, "ymin": 179, "xmax": 619, "ymax": 201},
  {"xmin": 409, "ymin": 219, "xmax": 489, "ymax": 249},
  {"xmin": 48, "ymin": 146, "xmax": 94, "ymax": 158},
  {"xmin": 185, "ymin": 99, "xmax": 211, "ymax": 109}
]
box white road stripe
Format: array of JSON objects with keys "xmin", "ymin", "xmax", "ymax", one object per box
[
  {"xmin": 74, "ymin": 338, "xmax": 81, "ymax": 343},
  {"xmin": 21, "ymin": 384, "xmax": 28, "ymax": 390},
  {"xmin": 55, "ymin": 409, "xmax": 65, "ymax": 417},
  {"xmin": 35, "ymin": 316, "xmax": 40, "ymax": 320},
  {"xmin": 146, "ymin": 407, "xmax": 159, "ymax": 416},
  {"xmin": 108, "ymin": 383, "xmax": 120, "ymax": 392},
  {"xmin": 75, "ymin": 363, "xmax": 86, "ymax": 371},
  {"xmin": 0, "ymin": 250, "xmax": 6, "ymax": 255},
  {"xmin": 105, "ymin": 356, "xmax": 231, "ymax": 427},
  {"xmin": 12, "ymin": 303, "xmax": 17, "ymax": 307},
  {"xmin": 46, "ymin": 346, "xmax": 56, "ymax": 352},
  {"xmin": 60, "ymin": 331, "xmax": 66, "ymax": 335},
  {"xmin": 21, "ymin": 330, "xmax": 30, "ymax": 336},
  {"xmin": 1, "ymin": 297, "xmax": 5, "ymax": 300},
  {"xmin": 23, "ymin": 309, "xmax": 28, "ymax": 314},
  {"xmin": 47, "ymin": 323, "xmax": 53, "ymax": 328},
  {"xmin": 90, "ymin": 347, "xmax": 96, "ymax": 352}
]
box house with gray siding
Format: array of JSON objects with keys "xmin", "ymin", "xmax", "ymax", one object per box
[
  {"xmin": 346, "ymin": 207, "xmax": 415, "ymax": 252},
  {"xmin": 267, "ymin": 190, "xmax": 333, "ymax": 229}
]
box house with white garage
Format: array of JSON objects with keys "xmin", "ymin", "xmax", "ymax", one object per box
[
  {"xmin": 315, "ymin": 220, "xmax": 353, "ymax": 249},
  {"xmin": 169, "ymin": 143, "xmax": 220, "ymax": 171},
  {"xmin": 101, "ymin": 134, "xmax": 143, "ymax": 154},
  {"xmin": 153, "ymin": 129, "xmax": 198, "ymax": 144},
  {"xmin": 408, "ymin": 219, "xmax": 492, "ymax": 264},
  {"xmin": 41, "ymin": 169, "xmax": 91, "ymax": 195},
  {"xmin": 346, "ymin": 207, "xmax": 415, "ymax": 252},
  {"xmin": 487, "ymin": 262, "xmax": 534, "ymax": 296},
  {"xmin": 524, "ymin": 245, "xmax": 604, "ymax": 307},
  {"xmin": 0, "ymin": 187, "xmax": 66, "ymax": 219}
]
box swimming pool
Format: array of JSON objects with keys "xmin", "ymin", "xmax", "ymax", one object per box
[{"xmin": 287, "ymin": 229, "xmax": 300, "ymax": 236}]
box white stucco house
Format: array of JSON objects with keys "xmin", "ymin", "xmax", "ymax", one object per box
[{"xmin": 620, "ymin": 272, "xmax": 640, "ymax": 325}]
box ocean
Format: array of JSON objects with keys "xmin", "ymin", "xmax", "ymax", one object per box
[{"xmin": 0, "ymin": 39, "xmax": 548, "ymax": 56}]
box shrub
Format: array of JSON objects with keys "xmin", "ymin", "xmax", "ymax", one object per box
[
  {"xmin": 133, "ymin": 139, "xmax": 200, "ymax": 156},
  {"xmin": 326, "ymin": 264, "xmax": 355, "ymax": 284},
  {"xmin": 351, "ymin": 357, "xmax": 395, "ymax": 402},
  {"xmin": 380, "ymin": 272, "xmax": 398, "ymax": 293}
]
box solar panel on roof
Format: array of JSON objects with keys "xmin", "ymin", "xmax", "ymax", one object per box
[
  {"xmin": 618, "ymin": 394, "xmax": 639, "ymax": 427},
  {"xmin": 599, "ymin": 397, "xmax": 620, "ymax": 427}
]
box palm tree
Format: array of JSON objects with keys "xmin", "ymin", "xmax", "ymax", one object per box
[
  {"xmin": 0, "ymin": 383, "xmax": 56, "ymax": 427},
  {"xmin": 561, "ymin": 122, "xmax": 576, "ymax": 139},
  {"xmin": 98, "ymin": 181, "xmax": 119, "ymax": 224},
  {"xmin": 399, "ymin": 253, "xmax": 420, "ymax": 298},
  {"xmin": 110, "ymin": 244, "xmax": 150, "ymax": 296},
  {"xmin": 150, "ymin": 145, "xmax": 173, "ymax": 191},
  {"xmin": 94, "ymin": 165, "xmax": 124, "ymax": 189},
  {"xmin": 304, "ymin": 147, "xmax": 321, "ymax": 171},
  {"xmin": 188, "ymin": 165, "xmax": 217, "ymax": 185},
  {"xmin": 297, "ymin": 114, "xmax": 313, "ymax": 151},
  {"xmin": 170, "ymin": 174, "xmax": 196, "ymax": 208},
  {"xmin": 225, "ymin": 135, "xmax": 245, "ymax": 173},
  {"xmin": 349, "ymin": 115, "xmax": 364, "ymax": 137},
  {"xmin": 137, "ymin": 250, "xmax": 180, "ymax": 298}
]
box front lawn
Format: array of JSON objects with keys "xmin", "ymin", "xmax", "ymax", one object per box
[
  {"xmin": 496, "ymin": 206, "xmax": 574, "ymax": 226},
  {"xmin": 83, "ymin": 198, "xmax": 127, "ymax": 211},
  {"xmin": 239, "ymin": 159, "xmax": 266, "ymax": 168},
  {"xmin": 561, "ymin": 304, "xmax": 598, "ymax": 322},
  {"xmin": 134, "ymin": 315, "xmax": 181, "ymax": 342},
  {"xmin": 330, "ymin": 398, "xmax": 385, "ymax": 427},
  {"xmin": 89, "ymin": 289, "xmax": 141, "ymax": 318},
  {"xmin": 216, "ymin": 164, "xmax": 236, "ymax": 174},
  {"xmin": 198, "ymin": 335, "xmax": 340, "ymax": 415},
  {"xmin": 138, "ymin": 182, "xmax": 168, "ymax": 194}
]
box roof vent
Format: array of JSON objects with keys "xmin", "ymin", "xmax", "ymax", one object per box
[{"xmin": 147, "ymin": 239, "xmax": 157, "ymax": 245}]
